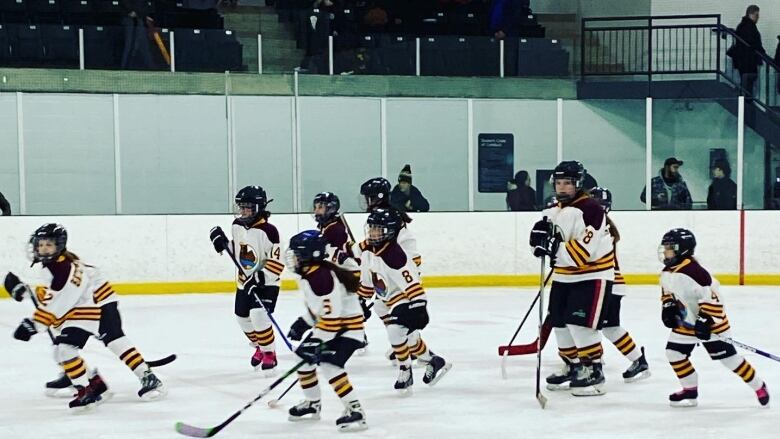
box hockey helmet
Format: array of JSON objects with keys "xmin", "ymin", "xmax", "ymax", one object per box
[
  {"xmin": 589, "ymin": 187, "xmax": 613, "ymax": 213},
  {"xmin": 234, "ymin": 185, "xmax": 271, "ymax": 226},
  {"xmin": 365, "ymin": 208, "xmax": 402, "ymax": 245},
  {"xmin": 312, "ymin": 192, "xmax": 341, "ymax": 225},
  {"xmin": 30, "ymin": 223, "xmax": 68, "ymax": 264},
  {"xmin": 659, "ymin": 228, "xmax": 696, "ymax": 267},
  {"xmin": 286, "ymin": 230, "xmax": 328, "ymax": 273},
  {"xmin": 359, "ymin": 177, "xmax": 392, "ymax": 212},
  {"xmin": 550, "ymin": 161, "xmax": 586, "ymax": 203}
]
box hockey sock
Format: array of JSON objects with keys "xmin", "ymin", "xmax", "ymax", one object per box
[
  {"xmin": 407, "ymin": 331, "xmax": 432, "ymax": 362},
  {"xmin": 558, "ymin": 346, "xmax": 578, "ymax": 364},
  {"xmin": 387, "ymin": 324, "xmax": 412, "ymax": 366},
  {"xmin": 61, "ymin": 356, "xmax": 90, "ymax": 387},
  {"xmin": 568, "ymin": 325, "xmax": 603, "ymax": 363},
  {"xmin": 602, "ymin": 326, "xmax": 641, "ymax": 362},
  {"xmin": 721, "ymin": 355, "xmax": 763, "ymax": 391},
  {"xmin": 554, "ymin": 327, "xmax": 578, "ymax": 363},
  {"xmin": 297, "ymin": 366, "xmax": 321, "ymax": 401},
  {"xmin": 666, "ymin": 349, "xmax": 698, "ymax": 388},
  {"xmin": 321, "ymin": 363, "xmax": 358, "ymax": 406},
  {"xmin": 236, "ymin": 315, "xmax": 257, "ymax": 345},
  {"xmin": 107, "ymin": 337, "xmax": 150, "ymax": 378},
  {"xmin": 250, "ymin": 309, "xmax": 276, "ymax": 352}
]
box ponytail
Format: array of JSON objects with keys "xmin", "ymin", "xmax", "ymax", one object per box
[
  {"xmin": 605, "ymin": 215, "xmax": 620, "ymax": 243},
  {"xmin": 323, "ymin": 261, "xmax": 361, "ymax": 293}
]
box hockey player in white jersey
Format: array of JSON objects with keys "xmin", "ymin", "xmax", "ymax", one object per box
[
  {"xmin": 659, "ymin": 228, "xmax": 769, "ymax": 407},
  {"xmin": 530, "ymin": 161, "xmax": 614, "ymax": 396},
  {"xmin": 589, "ymin": 187, "xmax": 650, "ymax": 382},
  {"xmin": 284, "ymin": 230, "xmax": 368, "ymax": 431},
  {"xmin": 209, "ymin": 185, "xmax": 285, "ymax": 374},
  {"xmin": 358, "ymin": 178, "xmax": 432, "ymax": 366},
  {"xmin": 4, "ymin": 223, "xmax": 165, "ymax": 410},
  {"xmin": 358, "ymin": 208, "xmax": 451, "ymax": 393}
]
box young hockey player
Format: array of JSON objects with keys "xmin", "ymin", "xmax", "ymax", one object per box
[
  {"xmin": 358, "ymin": 208, "xmax": 451, "ymax": 393},
  {"xmin": 659, "ymin": 228, "xmax": 769, "ymax": 407},
  {"xmin": 209, "ymin": 185, "xmax": 284, "ymax": 375},
  {"xmin": 589, "ymin": 187, "xmax": 650, "ymax": 382},
  {"xmin": 4, "ymin": 223, "xmax": 165, "ymax": 410},
  {"xmin": 530, "ymin": 161, "xmax": 614, "ymax": 396},
  {"xmin": 284, "ymin": 230, "xmax": 368, "ymax": 431}
]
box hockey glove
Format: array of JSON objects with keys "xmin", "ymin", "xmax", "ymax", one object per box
[
  {"xmin": 287, "ymin": 317, "xmax": 312, "ymax": 342},
  {"xmin": 209, "ymin": 226, "xmax": 229, "ymax": 254},
  {"xmin": 530, "ymin": 218, "xmax": 558, "ymax": 259},
  {"xmin": 3, "ymin": 272, "xmax": 28, "ymax": 302},
  {"xmin": 13, "ymin": 318, "xmax": 36, "ymax": 341},
  {"xmin": 694, "ymin": 313, "xmax": 713, "ymax": 341},
  {"xmin": 243, "ymin": 271, "xmax": 265, "ymax": 295},
  {"xmin": 295, "ymin": 336, "xmax": 323, "ymax": 365},
  {"xmin": 661, "ymin": 300, "xmax": 680, "ymax": 329},
  {"xmin": 360, "ymin": 298, "xmax": 372, "ymax": 321}
]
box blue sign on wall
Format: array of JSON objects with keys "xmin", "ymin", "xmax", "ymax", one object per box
[{"xmin": 478, "ymin": 133, "xmax": 514, "ymax": 193}]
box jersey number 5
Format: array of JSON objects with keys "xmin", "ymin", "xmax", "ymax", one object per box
[{"xmin": 322, "ymin": 298, "xmax": 332, "ymax": 316}]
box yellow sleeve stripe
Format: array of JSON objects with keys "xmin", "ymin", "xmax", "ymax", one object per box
[
  {"xmin": 263, "ymin": 260, "xmax": 284, "ymax": 275},
  {"xmin": 565, "ymin": 242, "xmax": 588, "ymax": 267},
  {"xmin": 413, "ymin": 256, "xmax": 422, "ymax": 266},
  {"xmin": 385, "ymin": 293, "xmax": 408, "ymax": 308}
]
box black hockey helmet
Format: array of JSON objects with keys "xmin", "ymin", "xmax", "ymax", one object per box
[
  {"xmin": 235, "ymin": 185, "xmax": 272, "ymax": 226},
  {"xmin": 550, "ymin": 161, "xmax": 586, "ymax": 203},
  {"xmin": 286, "ymin": 230, "xmax": 328, "ymax": 274},
  {"xmin": 589, "ymin": 186, "xmax": 613, "ymax": 213},
  {"xmin": 659, "ymin": 228, "xmax": 696, "ymax": 268},
  {"xmin": 312, "ymin": 192, "xmax": 341, "ymax": 226},
  {"xmin": 365, "ymin": 208, "xmax": 402, "ymax": 245},
  {"xmin": 360, "ymin": 177, "xmax": 392, "ymax": 212},
  {"xmin": 30, "ymin": 223, "xmax": 68, "ymax": 264}
]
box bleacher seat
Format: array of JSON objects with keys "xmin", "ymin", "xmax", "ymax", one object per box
[
  {"xmin": 0, "ymin": 24, "xmax": 10, "ymax": 63},
  {"xmin": 29, "ymin": 0, "xmax": 61, "ymax": 24},
  {"xmin": 12, "ymin": 24, "xmax": 46, "ymax": 64},
  {"xmin": 61, "ymin": 0, "xmax": 95, "ymax": 26},
  {"xmin": 204, "ymin": 29, "xmax": 241, "ymax": 71},
  {"xmin": 174, "ymin": 27, "xmax": 206, "ymax": 71},
  {"xmin": 517, "ymin": 38, "xmax": 568, "ymax": 76},
  {"xmin": 0, "ymin": 0, "xmax": 28, "ymax": 23},
  {"xmin": 83, "ymin": 24, "xmax": 120, "ymax": 68},
  {"xmin": 378, "ymin": 35, "xmax": 414, "ymax": 75},
  {"xmin": 42, "ymin": 24, "xmax": 77, "ymax": 65},
  {"xmin": 93, "ymin": 0, "xmax": 123, "ymax": 25}
]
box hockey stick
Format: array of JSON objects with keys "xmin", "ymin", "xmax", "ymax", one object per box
[
  {"xmin": 535, "ymin": 255, "xmax": 548, "ymax": 409},
  {"xmin": 267, "ymin": 378, "xmax": 299, "ymax": 408},
  {"xmin": 500, "ymin": 268, "xmax": 553, "ymax": 379},
  {"xmin": 499, "ymin": 316, "xmax": 552, "ymax": 356},
  {"xmin": 223, "ymin": 246, "xmax": 294, "ymax": 352},
  {"xmin": 679, "ymin": 321, "xmax": 780, "ymax": 362},
  {"xmin": 175, "ymin": 359, "xmax": 307, "ymax": 437}
]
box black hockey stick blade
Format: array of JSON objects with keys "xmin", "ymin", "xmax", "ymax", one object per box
[{"xmin": 147, "ymin": 354, "xmax": 177, "ymax": 368}]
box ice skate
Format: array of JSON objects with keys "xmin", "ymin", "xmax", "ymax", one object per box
[
  {"xmin": 423, "ymin": 355, "xmax": 452, "ymax": 386},
  {"xmin": 138, "ymin": 370, "xmax": 166, "ymax": 401},
  {"xmin": 261, "ymin": 351, "xmax": 278, "ymax": 377},
  {"xmin": 571, "ymin": 362, "xmax": 606, "ymax": 396},
  {"xmin": 336, "ymin": 400, "xmax": 368, "ymax": 432},
  {"xmin": 669, "ymin": 387, "xmax": 698, "ymax": 407},
  {"xmin": 622, "ymin": 347, "xmax": 651, "ymax": 383},
  {"xmin": 45, "ymin": 373, "xmax": 74, "ymax": 398},
  {"xmin": 394, "ymin": 365, "xmax": 413, "ymax": 396},
  {"xmin": 288, "ymin": 399, "xmax": 321, "ymax": 421}
]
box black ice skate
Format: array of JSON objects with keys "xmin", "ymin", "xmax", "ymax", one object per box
[
  {"xmin": 394, "ymin": 365, "xmax": 413, "ymax": 395},
  {"xmin": 546, "ymin": 360, "xmax": 576, "ymax": 391},
  {"xmin": 68, "ymin": 382, "xmax": 106, "ymax": 411},
  {"xmin": 336, "ymin": 400, "xmax": 368, "ymax": 432},
  {"xmin": 756, "ymin": 383, "xmax": 770, "ymax": 407},
  {"xmin": 622, "ymin": 347, "xmax": 651, "ymax": 383},
  {"xmin": 138, "ymin": 370, "xmax": 166, "ymax": 401},
  {"xmin": 288, "ymin": 399, "xmax": 321, "ymax": 421},
  {"xmin": 570, "ymin": 362, "xmax": 606, "ymax": 397},
  {"xmin": 423, "ymin": 355, "xmax": 452, "ymax": 386},
  {"xmin": 669, "ymin": 387, "xmax": 698, "ymax": 407},
  {"xmin": 45, "ymin": 373, "xmax": 74, "ymax": 397}
]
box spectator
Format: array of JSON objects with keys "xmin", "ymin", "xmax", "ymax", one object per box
[
  {"xmin": 120, "ymin": 0, "xmax": 156, "ymax": 69},
  {"xmin": 707, "ymin": 160, "xmax": 737, "ymax": 210},
  {"xmin": 732, "ymin": 5, "xmax": 765, "ymax": 97},
  {"xmin": 0, "ymin": 191, "xmax": 10, "ymax": 216},
  {"xmin": 506, "ymin": 170, "xmax": 536, "ymax": 211},
  {"xmin": 390, "ymin": 165, "xmax": 430, "ymax": 212},
  {"xmin": 489, "ymin": 0, "xmax": 530, "ymax": 39},
  {"xmin": 640, "ymin": 157, "xmax": 693, "ymax": 210}
]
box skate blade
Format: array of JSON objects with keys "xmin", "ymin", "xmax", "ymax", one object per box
[
  {"xmin": 139, "ymin": 387, "xmax": 167, "ymax": 402},
  {"xmin": 571, "ymin": 385, "xmax": 606, "ymax": 397},
  {"xmin": 395, "ymin": 387, "xmax": 413, "ymax": 397},
  {"xmin": 69, "ymin": 397, "xmax": 103, "ymax": 414},
  {"xmin": 338, "ymin": 420, "xmax": 368, "ymax": 432},
  {"xmin": 288, "ymin": 413, "xmax": 321, "ymax": 422},
  {"xmin": 262, "ymin": 368, "xmax": 278, "ymax": 378},
  {"xmin": 46, "ymin": 387, "xmax": 76, "ymax": 398},
  {"xmin": 670, "ymin": 399, "xmax": 698, "ymax": 408},
  {"xmin": 623, "ymin": 370, "xmax": 651, "ymax": 383},
  {"xmin": 425, "ymin": 362, "xmax": 453, "ymax": 387},
  {"xmin": 545, "ymin": 382, "xmax": 570, "ymax": 391}
]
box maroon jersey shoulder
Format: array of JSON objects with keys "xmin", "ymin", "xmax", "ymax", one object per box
[
  {"xmin": 45, "ymin": 257, "xmax": 72, "ymax": 291},
  {"xmin": 378, "ymin": 242, "xmax": 407, "ymax": 270},
  {"xmin": 321, "ymin": 221, "xmax": 348, "ymax": 248},
  {"xmin": 304, "ymin": 265, "xmax": 335, "ymax": 297},
  {"xmin": 252, "ymin": 221, "xmax": 280, "ymax": 244},
  {"xmin": 571, "ymin": 196, "xmax": 605, "ymax": 229},
  {"xmin": 676, "ymin": 259, "xmax": 712, "ymax": 287}
]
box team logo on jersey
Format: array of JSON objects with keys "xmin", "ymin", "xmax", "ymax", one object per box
[
  {"xmin": 239, "ymin": 243, "xmax": 259, "ymax": 271},
  {"xmin": 371, "ymin": 272, "xmax": 388, "ymax": 298}
]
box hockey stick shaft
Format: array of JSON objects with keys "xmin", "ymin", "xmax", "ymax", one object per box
[
  {"xmin": 679, "ymin": 320, "xmax": 780, "ymax": 362},
  {"xmin": 269, "ymin": 378, "xmax": 299, "ymax": 407},
  {"xmin": 175, "ymin": 359, "xmax": 307, "ymax": 437},
  {"xmin": 499, "ymin": 268, "xmax": 553, "ymax": 353},
  {"xmin": 223, "ymin": 247, "xmax": 294, "ymax": 352},
  {"xmin": 535, "ymin": 255, "xmax": 548, "ymax": 408}
]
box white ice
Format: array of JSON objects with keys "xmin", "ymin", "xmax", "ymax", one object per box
[{"xmin": 1, "ymin": 286, "xmax": 778, "ymax": 438}]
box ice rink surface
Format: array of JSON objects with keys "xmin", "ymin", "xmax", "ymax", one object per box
[{"xmin": 1, "ymin": 286, "xmax": 778, "ymax": 438}]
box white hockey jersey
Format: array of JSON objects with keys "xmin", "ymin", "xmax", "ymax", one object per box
[
  {"xmin": 613, "ymin": 248, "xmax": 627, "ymax": 296},
  {"xmin": 542, "ymin": 194, "xmax": 615, "ymax": 283},
  {"xmin": 230, "ymin": 218, "xmax": 284, "ymax": 288},
  {"xmin": 357, "ymin": 240, "xmax": 426, "ymax": 309},
  {"xmin": 319, "ymin": 218, "xmax": 361, "ymax": 273},
  {"xmin": 660, "ymin": 257, "xmax": 730, "ymax": 337},
  {"xmin": 30, "ymin": 255, "xmax": 117, "ymax": 334},
  {"xmin": 297, "ymin": 263, "xmax": 365, "ymax": 343}
]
